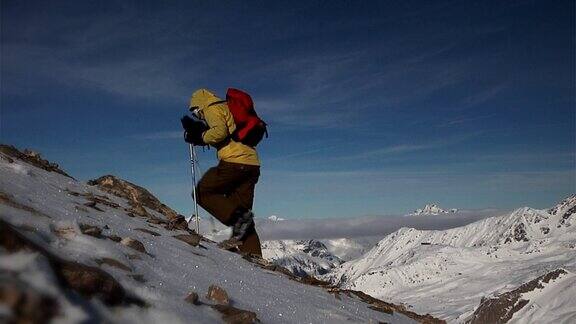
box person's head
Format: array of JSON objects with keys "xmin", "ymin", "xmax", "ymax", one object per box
[{"xmin": 189, "ymin": 89, "xmax": 221, "ymax": 118}]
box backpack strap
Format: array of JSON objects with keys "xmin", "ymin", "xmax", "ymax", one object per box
[{"xmin": 208, "ymin": 100, "xmax": 227, "ymax": 107}]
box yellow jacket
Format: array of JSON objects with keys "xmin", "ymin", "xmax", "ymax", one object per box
[{"xmin": 189, "ymin": 89, "xmax": 260, "ymax": 166}]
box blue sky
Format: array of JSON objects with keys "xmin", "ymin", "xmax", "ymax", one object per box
[{"xmin": 1, "ymin": 0, "xmax": 574, "ymax": 219}]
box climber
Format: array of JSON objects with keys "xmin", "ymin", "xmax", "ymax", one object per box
[{"xmin": 181, "ymin": 88, "xmax": 263, "ymax": 257}]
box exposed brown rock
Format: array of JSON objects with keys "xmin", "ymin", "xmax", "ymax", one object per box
[
  {"xmin": 52, "ymin": 223, "xmax": 78, "ymax": 240},
  {"xmin": 466, "ymin": 269, "xmax": 568, "ymax": 324},
  {"xmin": 87, "ymin": 175, "xmax": 185, "ymax": 224},
  {"xmin": 0, "ymin": 219, "xmax": 144, "ymax": 307},
  {"xmin": 341, "ymin": 289, "xmax": 444, "ymax": 324},
  {"xmin": 0, "ymin": 144, "xmax": 73, "ymax": 178},
  {"xmin": 120, "ymin": 237, "xmax": 146, "ymax": 253},
  {"xmin": 559, "ymin": 205, "xmax": 576, "ymax": 227},
  {"xmin": 146, "ymin": 217, "xmax": 167, "ymax": 225},
  {"xmin": 58, "ymin": 261, "xmax": 128, "ymax": 305},
  {"xmin": 128, "ymin": 204, "xmax": 150, "ymax": 218},
  {"xmin": 185, "ymin": 291, "xmax": 200, "ymax": 305},
  {"xmin": 84, "ymin": 201, "xmax": 104, "ymax": 212},
  {"xmin": 95, "ymin": 258, "xmax": 132, "ymax": 272},
  {"xmin": 75, "ymin": 205, "xmax": 89, "ymax": 213},
  {"xmin": 0, "ymin": 152, "xmax": 14, "ymax": 163},
  {"xmin": 134, "ymin": 228, "xmax": 161, "ymax": 236},
  {"xmin": 206, "ymin": 284, "xmax": 230, "ymax": 306},
  {"xmin": 166, "ymin": 215, "xmax": 189, "ymax": 231},
  {"xmin": 299, "ymin": 274, "xmax": 332, "ymax": 287},
  {"xmin": 212, "ymin": 304, "xmax": 260, "ymax": 324},
  {"xmin": 106, "ymin": 235, "xmax": 122, "ymax": 242},
  {"xmin": 242, "ymin": 254, "xmax": 297, "ymax": 278},
  {"xmin": 174, "ymin": 234, "xmax": 201, "ymax": 247},
  {"xmin": 0, "ymin": 280, "xmax": 60, "ymax": 324},
  {"xmin": 79, "ymin": 223, "xmax": 103, "ymax": 238},
  {"xmin": 126, "ymin": 254, "xmax": 142, "ymax": 260}
]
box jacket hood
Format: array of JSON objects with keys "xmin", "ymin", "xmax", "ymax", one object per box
[{"xmin": 189, "ymin": 89, "xmax": 223, "ymax": 112}]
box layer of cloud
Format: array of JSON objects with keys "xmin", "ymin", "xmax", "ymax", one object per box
[{"xmin": 256, "ymin": 209, "xmax": 505, "ymax": 240}]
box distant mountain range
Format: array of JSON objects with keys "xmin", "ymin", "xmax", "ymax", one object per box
[{"xmin": 263, "ymin": 195, "xmax": 576, "ymax": 323}]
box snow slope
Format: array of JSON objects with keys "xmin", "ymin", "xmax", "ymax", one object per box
[
  {"xmin": 0, "ymin": 147, "xmax": 421, "ymax": 323},
  {"xmin": 508, "ymin": 269, "xmax": 576, "ymax": 323},
  {"xmin": 331, "ymin": 196, "xmax": 576, "ymax": 323}
]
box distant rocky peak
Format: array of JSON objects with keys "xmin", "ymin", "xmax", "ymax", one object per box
[
  {"xmin": 0, "ymin": 144, "xmax": 72, "ymax": 178},
  {"xmin": 548, "ymin": 194, "xmax": 576, "ymax": 227},
  {"xmin": 268, "ymin": 215, "xmax": 285, "ymax": 221},
  {"xmin": 410, "ymin": 203, "xmax": 457, "ymax": 216}
]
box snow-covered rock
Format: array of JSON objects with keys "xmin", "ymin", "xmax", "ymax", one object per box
[
  {"xmin": 0, "ymin": 145, "xmax": 423, "ymax": 324},
  {"xmin": 262, "ymin": 240, "xmax": 343, "ymax": 278},
  {"xmin": 466, "ymin": 268, "xmax": 576, "ymax": 324},
  {"xmin": 322, "ymin": 237, "xmax": 372, "ymax": 262},
  {"xmin": 331, "ymin": 196, "xmax": 576, "ymax": 322},
  {"xmin": 408, "ymin": 204, "xmax": 458, "ymax": 216}
]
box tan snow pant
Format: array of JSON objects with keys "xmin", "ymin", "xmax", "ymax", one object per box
[{"xmin": 196, "ymin": 161, "xmax": 262, "ymax": 256}]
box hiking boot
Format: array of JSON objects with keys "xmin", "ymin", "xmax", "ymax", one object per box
[{"xmin": 231, "ymin": 208, "xmax": 254, "ymax": 241}]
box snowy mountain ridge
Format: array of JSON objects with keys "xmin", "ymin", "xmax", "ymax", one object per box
[
  {"xmin": 261, "ymin": 237, "xmax": 374, "ymax": 279},
  {"xmin": 329, "ymin": 195, "xmax": 576, "ymax": 323},
  {"xmin": 262, "ymin": 240, "xmax": 343, "ymax": 278},
  {"xmin": 0, "ymin": 145, "xmax": 439, "ymax": 324}
]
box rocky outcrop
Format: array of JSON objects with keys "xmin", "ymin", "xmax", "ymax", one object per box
[
  {"xmin": 262, "ymin": 239, "xmax": 343, "ymax": 278},
  {"xmin": 0, "ymin": 218, "xmax": 144, "ymax": 307},
  {"xmin": 327, "ymin": 288, "xmax": 445, "ymax": 324},
  {"xmin": 466, "ymin": 269, "xmax": 568, "ymax": 324},
  {"xmin": 87, "ymin": 175, "xmax": 189, "ymax": 230},
  {"xmin": 0, "ymin": 278, "xmax": 59, "ymax": 324},
  {"xmin": 186, "ymin": 286, "xmax": 259, "ymax": 323},
  {"xmin": 206, "ymin": 284, "xmax": 230, "ymax": 305},
  {"xmin": 212, "ymin": 304, "xmax": 259, "ymax": 324},
  {"xmin": 174, "ymin": 233, "xmax": 202, "ymax": 247},
  {"xmin": 0, "ymin": 144, "xmax": 72, "ymax": 178}
]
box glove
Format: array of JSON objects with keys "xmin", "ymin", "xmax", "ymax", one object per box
[
  {"xmin": 181, "ymin": 115, "xmax": 208, "ymax": 146},
  {"xmin": 184, "ymin": 130, "xmax": 205, "ymax": 146},
  {"xmin": 181, "ymin": 115, "xmax": 200, "ymax": 131},
  {"xmin": 181, "ymin": 115, "xmax": 208, "ymax": 131}
]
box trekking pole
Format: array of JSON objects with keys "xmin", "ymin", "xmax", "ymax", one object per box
[{"xmin": 188, "ymin": 143, "xmax": 200, "ymax": 234}]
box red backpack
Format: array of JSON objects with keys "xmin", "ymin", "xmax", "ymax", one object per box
[{"xmin": 226, "ymin": 88, "xmax": 268, "ymax": 147}]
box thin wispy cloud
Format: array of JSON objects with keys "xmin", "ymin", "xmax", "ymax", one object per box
[
  {"xmin": 437, "ymin": 114, "xmax": 497, "ymax": 127},
  {"xmin": 457, "ymin": 83, "xmax": 509, "ymax": 110},
  {"xmin": 327, "ymin": 131, "xmax": 483, "ymax": 162},
  {"xmin": 2, "ymin": 0, "xmax": 573, "ymax": 220},
  {"xmin": 257, "ymin": 209, "xmax": 506, "ymax": 240}
]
